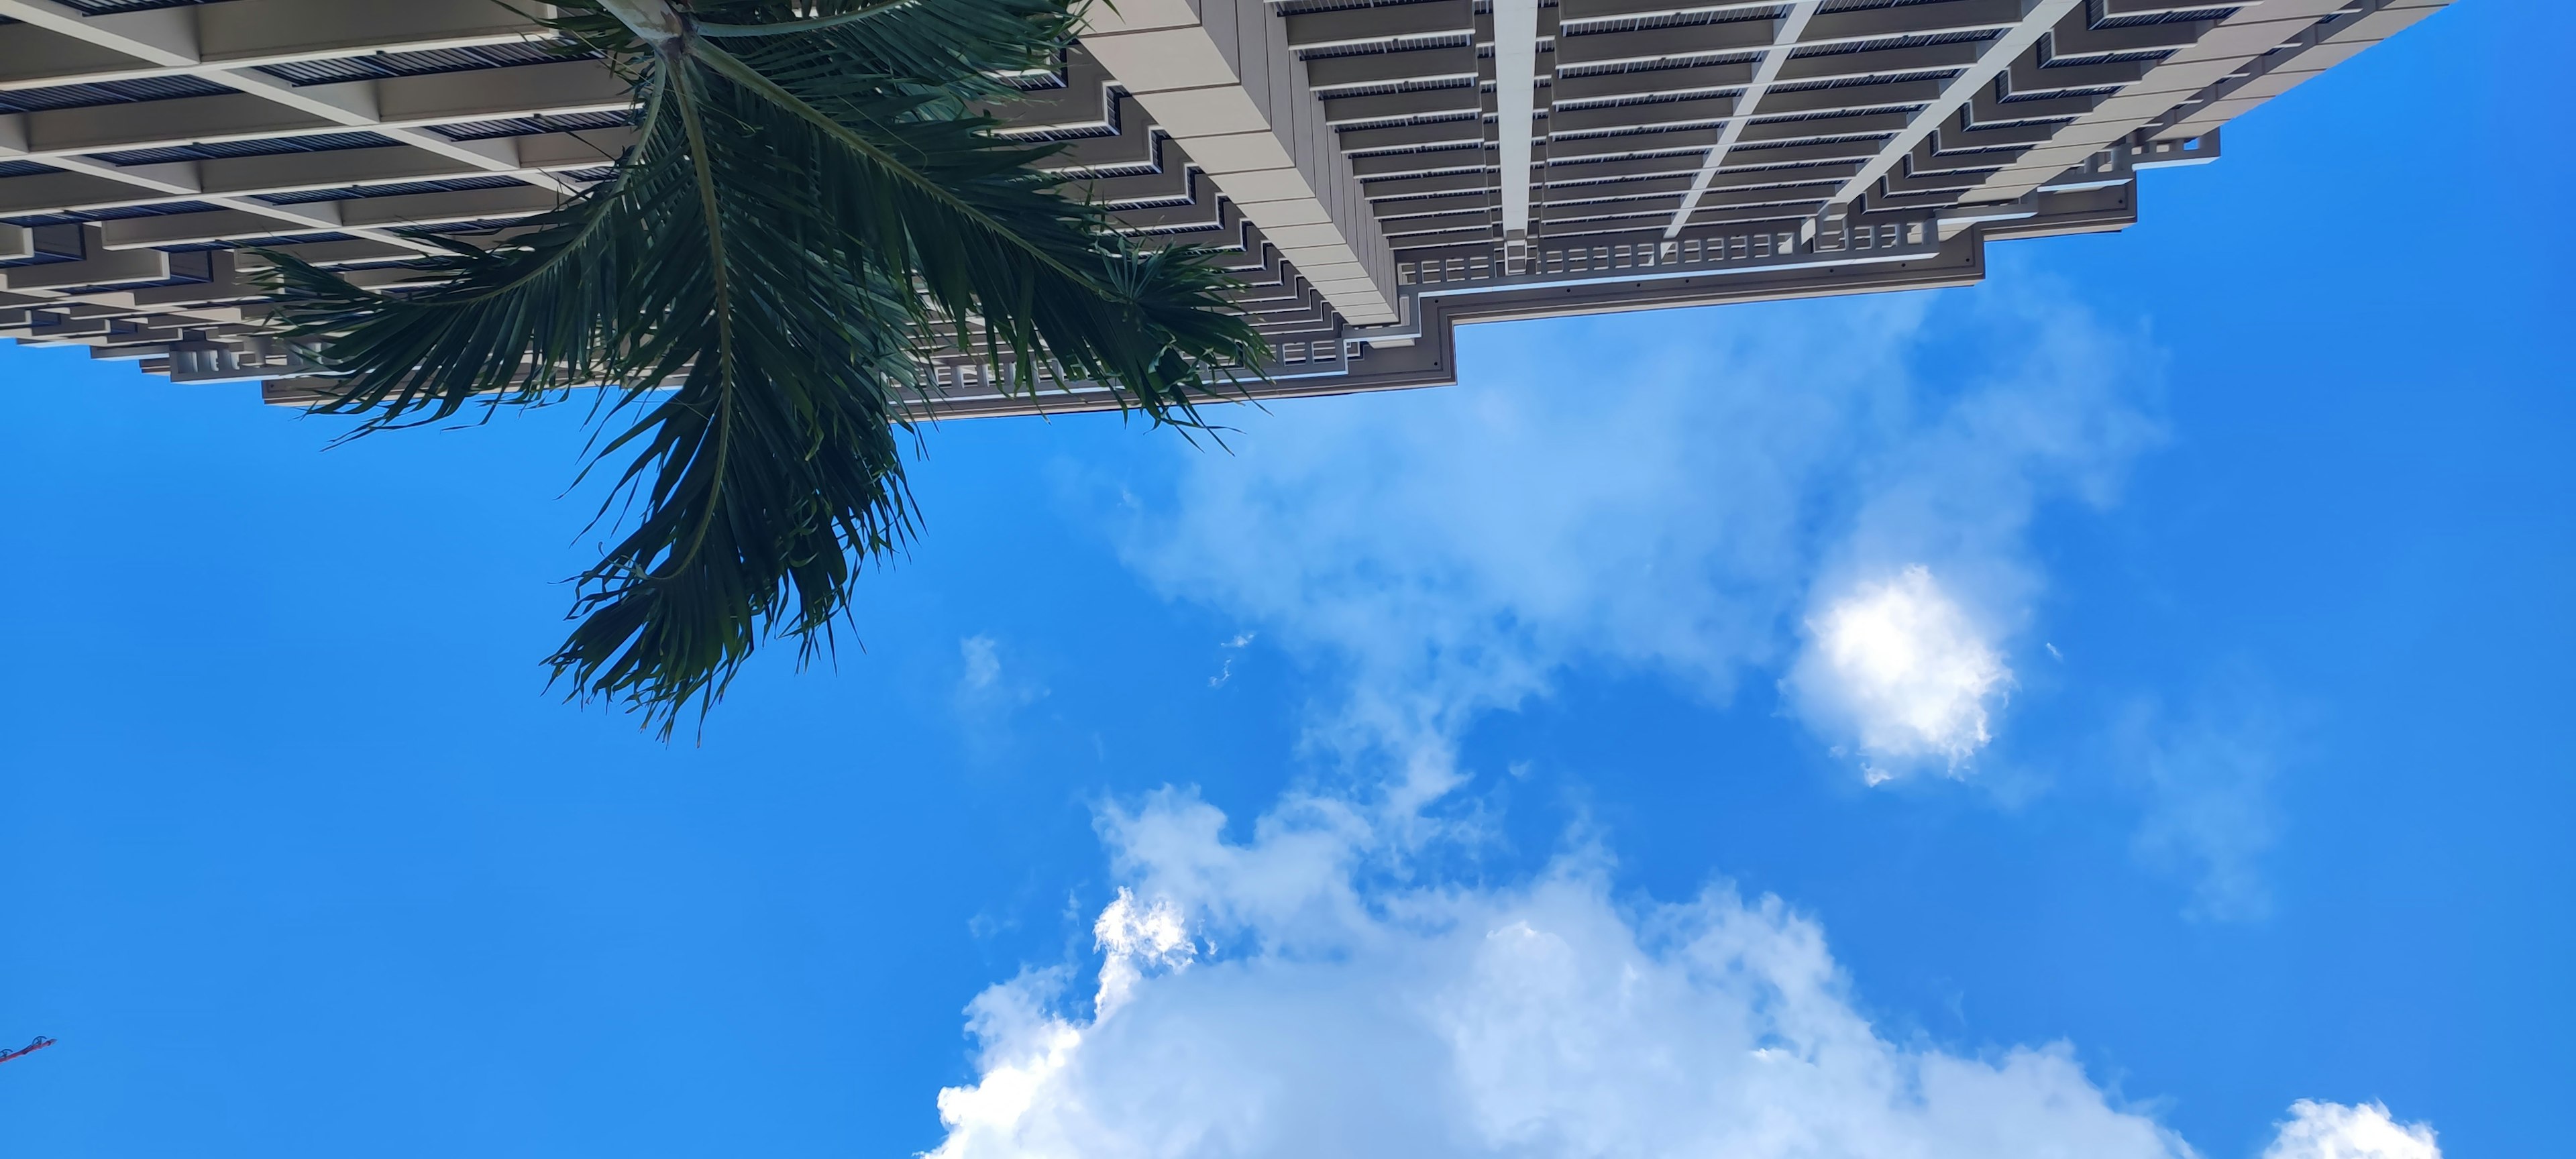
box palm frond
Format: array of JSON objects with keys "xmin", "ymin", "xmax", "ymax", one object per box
[{"xmin": 262, "ymin": 0, "xmax": 1270, "ymax": 736}]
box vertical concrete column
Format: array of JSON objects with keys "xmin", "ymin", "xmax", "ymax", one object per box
[
  {"xmin": 1529, "ymin": 1, "xmax": 1556, "ymax": 246},
  {"xmin": 1492, "ymin": 0, "xmax": 1536, "ymax": 243},
  {"xmin": 1077, "ymin": 0, "xmax": 1400, "ymax": 325}
]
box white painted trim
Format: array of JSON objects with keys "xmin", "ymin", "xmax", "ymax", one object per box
[
  {"xmin": 1823, "ymin": 0, "xmax": 2084, "ymax": 212},
  {"xmin": 1661, "ymin": 0, "xmax": 1820, "ymax": 239},
  {"xmin": 1493, "ymin": 0, "xmax": 1540, "ymax": 237}
]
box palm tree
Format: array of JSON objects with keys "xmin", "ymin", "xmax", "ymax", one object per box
[{"xmin": 262, "ymin": 0, "xmax": 1267, "ymax": 736}]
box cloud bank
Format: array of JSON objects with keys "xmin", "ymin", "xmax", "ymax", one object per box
[
  {"xmin": 928, "ymin": 787, "xmax": 2192, "ymax": 1159},
  {"xmin": 927, "ymin": 787, "xmax": 2443, "ymax": 1158}
]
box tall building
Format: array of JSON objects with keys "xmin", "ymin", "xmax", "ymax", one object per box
[{"xmin": 0, "ymin": 0, "xmax": 2448, "ymax": 415}]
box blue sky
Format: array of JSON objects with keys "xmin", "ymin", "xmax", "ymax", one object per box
[{"xmin": 1, "ymin": 3, "xmax": 2563, "ymax": 1156}]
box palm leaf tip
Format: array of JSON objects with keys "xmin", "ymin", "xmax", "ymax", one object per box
[{"xmin": 268, "ymin": 0, "xmax": 1271, "ymax": 736}]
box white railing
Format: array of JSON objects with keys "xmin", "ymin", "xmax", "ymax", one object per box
[{"xmin": 1396, "ymin": 211, "xmax": 1939, "ymax": 290}]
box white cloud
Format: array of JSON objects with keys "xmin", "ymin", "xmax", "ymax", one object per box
[
  {"xmin": 926, "ymin": 787, "xmax": 2194, "ymax": 1159},
  {"xmin": 1785, "ymin": 565, "xmax": 2011, "ymax": 776},
  {"xmin": 2117, "ymin": 681, "xmax": 2290, "ymax": 922},
  {"xmin": 924, "ymin": 783, "xmax": 2442, "ymax": 1159},
  {"xmin": 917, "ymin": 288, "xmax": 2408, "ymax": 1158},
  {"xmin": 953, "ymin": 634, "xmax": 1048, "ymax": 749},
  {"xmin": 1090, "ymin": 887, "xmax": 1193, "ymax": 1017},
  {"xmin": 2263, "ymin": 1101, "xmax": 2440, "ymax": 1159},
  {"xmin": 1121, "ymin": 277, "xmax": 2159, "ymax": 779},
  {"xmin": 960, "ymin": 635, "xmax": 1004, "ymax": 692},
  {"xmin": 1208, "ymin": 632, "xmax": 1257, "ymax": 689}
]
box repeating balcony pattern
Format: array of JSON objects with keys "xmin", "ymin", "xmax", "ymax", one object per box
[{"xmin": 0, "ymin": 0, "xmax": 2447, "ymax": 413}]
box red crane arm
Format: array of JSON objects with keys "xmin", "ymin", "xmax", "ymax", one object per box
[{"xmin": 0, "ymin": 1036, "xmax": 57, "ymax": 1065}]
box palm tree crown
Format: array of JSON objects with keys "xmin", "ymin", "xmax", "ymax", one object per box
[{"xmin": 261, "ymin": 0, "xmax": 1268, "ymax": 736}]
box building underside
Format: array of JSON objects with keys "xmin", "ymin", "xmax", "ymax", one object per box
[{"xmin": 0, "ymin": 0, "xmax": 2448, "ymax": 416}]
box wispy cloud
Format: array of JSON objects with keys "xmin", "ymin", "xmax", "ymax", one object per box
[
  {"xmin": 2118, "ymin": 674, "xmax": 2297, "ymax": 922},
  {"xmin": 1208, "ymin": 632, "xmax": 1256, "ymax": 689},
  {"xmin": 959, "ymin": 634, "xmax": 1004, "ymax": 694},
  {"xmin": 953, "ymin": 634, "xmax": 1046, "ymax": 751},
  {"xmin": 1122, "ymin": 275, "xmax": 2161, "ymax": 782}
]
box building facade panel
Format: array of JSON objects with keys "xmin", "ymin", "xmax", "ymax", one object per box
[{"xmin": 0, "ymin": 0, "xmax": 2453, "ymax": 412}]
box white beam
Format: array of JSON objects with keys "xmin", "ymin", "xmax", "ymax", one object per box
[
  {"xmin": 1660, "ymin": 0, "xmax": 1821, "ymax": 239},
  {"xmin": 0, "ymin": 0, "xmax": 582, "ymax": 196},
  {"xmin": 3, "ymin": 61, "xmax": 629, "ymax": 160},
  {"xmin": 1821, "ymin": 0, "xmax": 2082, "ymax": 213},
  {"xmin": 0, "ymin": 129, "xmax": 620, "ymax": 217},
  {"xmin": 0, "ymin": 0, "xmax": 553, "ymax": 91},
  {"xmin": 1493, "ymin": 0, "xmax": 1538, "ymax": 240},
  {"xmin": 0, "ymin": 0, "xmax": 572, "ymax": 253}
]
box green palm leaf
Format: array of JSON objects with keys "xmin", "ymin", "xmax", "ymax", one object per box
[{"xmin": 261, "ymin": 0, "xmax": 1269, "ymax": 736}]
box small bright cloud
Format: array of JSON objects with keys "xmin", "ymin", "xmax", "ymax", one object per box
[
  {"xmin": 1786, "ymin": 565, "xmax": 2011, "ymax": 774},
  {"xmin": 1090, "ymin": 887, "xmax": 1192, "ymax": 1017},
  {"xmin": 2263, "ymin": 1100, "xmax": 2441, "ymax": 1159}
]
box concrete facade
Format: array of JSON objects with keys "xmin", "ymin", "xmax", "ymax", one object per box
[{"xmin": 0, "ymin": 0, "xmax": 2451, "ymax": 412}]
